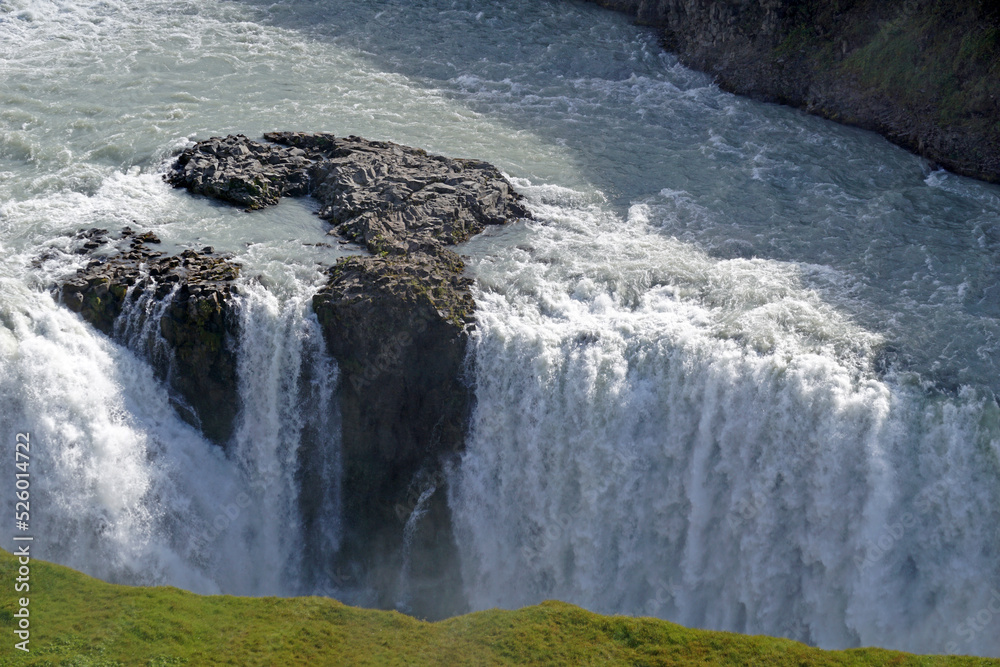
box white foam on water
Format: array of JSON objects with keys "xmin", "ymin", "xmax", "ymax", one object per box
[
  {"xmin": 2, "ymin": 0, "xmax": 1000, "ymax": 656},
  {"xmin": 0, "ymin": 266, "xmax": 342, "ymax": 597},
  {"xmin": 452, "ymin": 186, "xmax": 1000, "ymax": 656}
]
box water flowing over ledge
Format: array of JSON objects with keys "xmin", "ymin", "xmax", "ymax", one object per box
[
  {"xmin": 1, "ymin": 0, "xmax": 999, "ymax": 657},
  {"xmin": 0, "ymin": 273, "xmax": 340, "ymax": 597},
  {"xmin": 451, "ymin": 189, "xmax": 1000, "ymax": 655}
]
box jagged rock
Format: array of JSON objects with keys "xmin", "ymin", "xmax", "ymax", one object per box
[
  {"xmin": 264, "ymin": 131, "xmax": 530, "ymax": 255},
  {"xmin": 165, "ymin": 132, "xmax": 530, "ymax": 618},
  {"xmin": 311, "ymin": 252, "xmax": 472, "ymax": 615},
  {"xmin": 166, "ymin": 134, "xmax": 313, "ymax": 209},
  {"xmin": 58, "ymin": 231, "xmax": 241, "ymax": 445},
  {"xmin": 168, "ymin": 132, "xmax": 529, "ymax": 252}
]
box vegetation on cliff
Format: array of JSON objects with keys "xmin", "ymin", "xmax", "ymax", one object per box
[
  {"xmin": 588, "ymin": 0, "xmax": 1000, "ymax": 182},
  {"xmin": 3, "ymin": 550, "xmax": 999, "ymax": 666},
  {"xmin": 57, "ymin": 228, "xmax": 241, "ymax": 445}
]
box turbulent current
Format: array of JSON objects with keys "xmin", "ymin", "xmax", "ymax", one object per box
[{"xmin": 2, "ymin": 0, "xmax": 1000, "ymax": 657}]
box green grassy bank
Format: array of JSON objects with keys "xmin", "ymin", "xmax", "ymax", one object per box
[{"xmin": 1, "ymin": 550, "xmax": 998, "ymax": 666}]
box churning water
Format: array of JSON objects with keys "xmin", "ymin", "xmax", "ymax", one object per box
[{"xmin": 2, "ymin": 0, "xmax": 999, "ymax": 656}]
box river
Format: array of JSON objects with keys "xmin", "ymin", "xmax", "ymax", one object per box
[{"xmin": 1, "ymin": 0, "xmax": 999, "ymax": 656}]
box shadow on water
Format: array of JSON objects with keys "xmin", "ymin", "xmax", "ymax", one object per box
[
  {"xmin": 229, "ymin": 0, "xmax": 725, "ymax": 206},
  {"xmin": 229, "ymin": 0, "xmax": 1000, "ymax": 392}
]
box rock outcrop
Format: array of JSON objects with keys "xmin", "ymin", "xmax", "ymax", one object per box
[
  {"xmin": 58, "ymin": 228, "xmax": 241, "ymax": 445},
  {"xmin": 311, "ymin": 252, "xmax": 474, "ymax": 616},
  {"xmin": 167, "ymin": 134, "xmax": 312, "ymax": 209},
  {"xmin": 263, "ymin": 131, "xmax": 528, "ymax": 254},
  {"xmin": 166, "ymin": 132, "xmax": 529, "ymax": 251},
  {"xmin": 166, "ymin": 132, "xmax": 530, "ymax": 618},
  {"xmin": 585, "ymin": 0, "xmax": 1000, "ymax": 183}
]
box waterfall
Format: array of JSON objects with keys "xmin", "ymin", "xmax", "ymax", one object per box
[
  {"xmin": 114, "ymin": 280, "xmax": 180, "ymax": 373},
  {"xmin": 395, "ymin": 483, "xmax": 438, "ymax": 614},
  {"xmin": 4, "ymin": 0, "xmax": 1000, "ymax": 656},
  {"xmin": 450, "ymin": 195, "xmax": 1000, "ymax": 657},
  {"xmin": 187, "ymin": 276, "xmax": 342, "ymax": 595},
  {"xmin": 0, "ymin": 270, "xmax": 343, "ymax": 597}
]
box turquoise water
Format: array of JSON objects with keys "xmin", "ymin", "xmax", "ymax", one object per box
[{"xmin": 1, "ymin": 0, "xmax": 999, "ymax": 655}]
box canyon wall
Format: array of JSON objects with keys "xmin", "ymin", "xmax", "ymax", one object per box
[{"xmin": 586, "ymin": 0, "xmax": 1000, "ymax": 183}]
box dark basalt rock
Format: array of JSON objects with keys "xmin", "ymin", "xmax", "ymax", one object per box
[
  {"xmin": 264, "ymin": 131, "xmax": 529, "ymax": 254},
  {"xmin": 167, "ymin": 132, "xmax": 529, "ymax": 252},
  {"xmin": 166, "ymin": 133, "xmax": 312, "ymax": 209},
  {"xmin": 166, "ymin": 132, "xmax": 530, "ymax": 619},
  {"xmin": 311, "ymin": 252, "xmax": 472, "ymax": 616},
  {"xmin": 58, "ymin": 228, "xmax": 241, "ymax": 445},
  {"xmin": 585, "ymin": 0, "xmax": 1000, "ymax": 184}
]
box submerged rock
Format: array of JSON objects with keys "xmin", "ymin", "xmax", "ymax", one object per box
[{"xmin": 58, "ymin": 228, "xmax": 241, "ymax": 445}]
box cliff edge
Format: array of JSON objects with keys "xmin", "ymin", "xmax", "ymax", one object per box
[
  {"xmin": 166, "ymin": 132, "xmax": 529, "ymax": 618},
  {"xmin": 587, "ymin": 0, "xmax": 1000, "ymax": 183}
]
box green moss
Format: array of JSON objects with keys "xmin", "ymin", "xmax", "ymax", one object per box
[
  {"xmin": 774, "ymin": 24, "xmax": 815, "ymax": 59},
  {"xmin": 195, "ymin": 299, "xmax": 218, "ymax": 321},
  {"xmin": 836, "ymin": 4, "xmax": 1000, "ymax": 125},
  {"xmin": 1, "ymin": 550, "xmax": 996, "ymax": 665},
  {"xmin": 84, "ymin": 293, "xmax": 103, "ymax": 311}
]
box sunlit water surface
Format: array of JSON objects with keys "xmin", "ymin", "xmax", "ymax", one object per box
[{"xmin": 1, "ymin": 0, "xmax": 999, "ymax": 656}]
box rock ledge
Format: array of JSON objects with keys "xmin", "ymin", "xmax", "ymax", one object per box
[
  {"xmin": 58, "ymin": 227, "xmax": 240, "ymax": 444},
  {"xmin": 166, "ymin": 132, "xmax": 530, "ymax": 618}
]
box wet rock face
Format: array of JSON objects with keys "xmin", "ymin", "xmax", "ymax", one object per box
[
  {"xmin": 165, "ymin": 132, "xmax": 530, "ymax": 618},
  {"xmin": 54, "ymin": 134, "xmax": 526, "ymax": 615},
  {"xmin": 585, "ymin": 0, "xmax": 1000, "ymax": 184},
  {"xmin": 168, "ymin": 131, "xmax": 529, "ymax": 251},
  {"xmin": 311, "ymin": 253, "xmax": 472, "ymax": 616},
  {"xmin": 264, "ymin": 131, "xmax": 530, "ymax": 254},
  {"xmin": 166, "ymin": 134, "xmax": 312, "ymax": 209},
  {"xmin": 58, "ymin": 227, "xmax": 241, "ymax": 444}
]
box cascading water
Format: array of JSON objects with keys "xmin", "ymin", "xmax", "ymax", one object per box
[
  {"xmin": 114, "ymin": 281, "xmax": 180, "ymax": 374},
  {"xmin": 0, "ymin": 263, "xmax": 342, "ymax": 597},
  {"xmin": 2, "ymin": 0, "xmax": 1000, "ymax": 657},
  {"xmin": 187, "ymin": 275, "xmax": 341, "ymax": 596},
  {"xmin": 395, "ymin": 484, "xmax": 438, "ymax": 614},
  {"xmin": 452, "ymin": 186, "xmax": 1000, "ymax": 656}
]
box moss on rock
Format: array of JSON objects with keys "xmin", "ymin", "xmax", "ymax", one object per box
[
  {"xmin": 57, "ymin": 229, "xmax": 241, "ymax": 446},
  {"xmin": 587, "ymin": 0, "xmax": 1000, "ymax": 183}
]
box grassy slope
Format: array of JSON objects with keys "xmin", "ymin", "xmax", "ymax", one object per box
[{"xmin": 1, "ymin": 551, "xmax": 999, "ymax": 666}]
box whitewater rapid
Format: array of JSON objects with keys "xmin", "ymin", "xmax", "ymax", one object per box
[
  {"xmin": 1, "ymin": 0, "xmax": 999, "ymax": 657},
  {"xmin": 0, "ymin": 266, "xmax": 339, "ymax": 596},
  {"xmin": 452, "ymin": 187, "xmax": 1000, "ymax": 655}
]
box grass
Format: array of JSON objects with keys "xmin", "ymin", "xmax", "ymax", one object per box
[
  {"xmin": 833, "ymin": 2, "xmax": 1000, "ymax": 127},
  {"xmin": 1, "ymin": 549, "xmax": 999, "ymax": 665}
]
